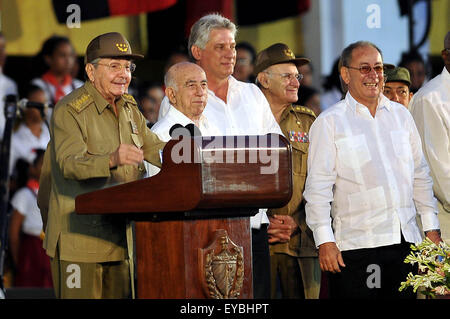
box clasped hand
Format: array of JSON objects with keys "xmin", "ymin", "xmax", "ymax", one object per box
[
  {"xmin": 109, "ymin": 144, "xmax": 144, "ymax": 168},
  {"xmin": 267, "ymin": 214, "xmax": 298, "ymax": 244}
]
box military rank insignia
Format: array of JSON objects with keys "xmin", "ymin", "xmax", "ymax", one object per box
[{"xmin": 289, "ymin": 131, "xmax": 309, "ymax": 143}]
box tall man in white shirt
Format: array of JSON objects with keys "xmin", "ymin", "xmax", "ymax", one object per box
[
  {"xmin": 303, "ymin": 41, "xmax": 442, "ymax": 299},
  {"xmin": 187, "ymin": 13, "xmax": 283, "ymax": 298},
  {"xmin": 409, "ymin": 31, "xmax": 450, "ymax": 242}
]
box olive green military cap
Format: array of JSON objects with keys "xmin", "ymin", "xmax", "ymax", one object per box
[
  {"xmin": 385, "ymin": 66, "xmax": 411, "ymax": 86},
  {"xmin": 254, "ymin": 43, "xmax": 310, "ymax": 76},
  {"xmin": 84, "ymin": 32, "xmax": 144, "ymax": 64}
]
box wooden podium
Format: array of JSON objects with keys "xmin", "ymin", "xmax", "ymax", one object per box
[{"xmin": 75, "ymin": 134, "xmax": 292, "ymax": 299}]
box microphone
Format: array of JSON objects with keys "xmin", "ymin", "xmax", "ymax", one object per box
[
  {"xmin": 17, "ymin": 99, "xmax": 53, "ymax": 112},
  {"xmin": 169, "ymin": 123, "xmax": 202, "ymax": 139},
  {"xmin": 169, "ymin": 124, "xmax": 184, "ymax": 138},
  {"xmin": 184, "ymin": 123, "xmax": 202, "ymax": 137}
]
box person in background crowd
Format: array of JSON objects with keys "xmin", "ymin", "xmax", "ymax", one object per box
[
  {"xmin": 233, "ymin": 41, "xmax": 257, "ymax": 83},
  {"xmin": 31, "ymin": 35, "xmax": 83, "ymax": 122},
  {"xmin": 399, "ymin": 50, "xmax": 427, "ymax": 93},
  {"xmin": 0, "ymin": 32, "xmax": 18, "ymax": 139},
  {"xmin": 298, "ymin": 85, "xmax": 321, "ymax": 116},
  {"xmin": 9, "ymin": 85, "xmax": 50, "ymax": 177},
  {"xmin": 157, "ymin": 47, "xmax": 191, "ymax": 120},
  {"xmin": 255, "ymin": 43, "xmax": 320, "ymax": 299},
  {"xmin": 297, "ymin": 57, "xmax": 314, "ymax": 87},
  {"xmin": 139, "ymin": 82, "xmax": 164, "ymax": 128},
  {"xmin": 163, "ymin": 47, "xmax": 191, "ymax": 76},
  {"xmin": 320, "ymin": 57, "xmax": 344, "ymax": 111},
  {"xmin": 304, "ymin": 41, "xmax": 441, "ymax": 299},
  {"xmin": 383, "ymin": 66, "xmax": 413, "ymax": 108},
  {"xmin": 409, "ymin": 31, "xmax": 450, "ymax": 243},
  {"xmin": 8, "ymin": 149, "xmax": 52, "ymax": 288}
]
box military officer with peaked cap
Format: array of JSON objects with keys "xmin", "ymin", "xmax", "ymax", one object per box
[
  {"xmin": 255, "ymin": 43, "xmax": 320, "ymax": 299},
  {"xmin": 37, "ymin": 32, "xmax": 165, "ymax": 299}
]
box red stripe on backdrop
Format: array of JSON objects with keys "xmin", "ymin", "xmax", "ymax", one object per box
[
  {"xmin": 184, "ymin": 0, "xmax": 234, "ymax": 37},
  {"xmin": 108, "ymin": 0, "xmax": 178, "ymax": 16}
]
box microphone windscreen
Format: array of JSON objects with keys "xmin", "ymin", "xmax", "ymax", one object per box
[
  {"xmin": 184, "ymin": 123, "xmax": 202, "ymax": 136},
  {"xmin": 169, "ymin": 124, "xmax": 184, "ymax": 138}
]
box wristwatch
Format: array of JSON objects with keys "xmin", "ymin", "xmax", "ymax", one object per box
[{"xmin": 424, "ymin": 229, "xmax": 441, "ymax": 237}]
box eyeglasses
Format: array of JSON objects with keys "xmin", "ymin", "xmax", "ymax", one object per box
[
  {"xmin": 93, "ymin": 62, "xmax": 136, "ymax": 73},
  {"xmin": 265, "ymin": 72, "xmax": 304, "ymax": 82},
  {"xmin": 345, "ymin": 64, "xmax": 384, "ymax": 75}
]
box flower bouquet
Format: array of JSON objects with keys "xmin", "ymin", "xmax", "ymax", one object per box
[{"xmin": 399, "ymin": 238, "xmax": 449, "ymax": 298}]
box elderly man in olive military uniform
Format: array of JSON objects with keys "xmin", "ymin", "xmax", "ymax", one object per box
[
  {"xmin": 255, "ymin": 43, "xmax": 320, "ymax": 299},
  {"xmin": 37, "ymin": 32, "xmax": 165, "ymax": 299}
]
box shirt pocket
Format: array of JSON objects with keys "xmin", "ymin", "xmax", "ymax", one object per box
[
  {"xmin": 390, "ymin": 130, "xmax": 411, "ymax": 161},
  {"xmin": 335, "ymin": 134, "xmax": 371, "ymax": 169},
  {"xmin": 86, "ymin": 141, "xmax": 110, "ymax": 156},
  {"xmin": 291, "ymin": 141, "xmax": 309, "ymax": 176}
]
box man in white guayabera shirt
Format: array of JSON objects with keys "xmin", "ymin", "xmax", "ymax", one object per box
[
  {"xmin": 150, "ymin": 62, "xmax": 217, "ymax": 142},
  {"xmin": 144, "ymin": 61, "xmax": 220, "ymax": 176},
  {"xmin": 186, "ymin": 13, "xmax": 282, "ymax": 299},
  {"xmin": 409, "ymin": 31, "xmax": 450, "ymax": 243},
  {"xmin": 303, "ymin": 41, "xmax": 442, "ymax": 299}
]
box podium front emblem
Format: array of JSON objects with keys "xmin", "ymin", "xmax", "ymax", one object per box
[{"xmin": 199, "ymin": 229, "xmax": 244, "ymax": 299}]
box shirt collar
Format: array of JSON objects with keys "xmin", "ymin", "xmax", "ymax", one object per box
[
  {"xmin": 167, "ymin": 104, "xmax": 194, "ymax": 126},
  {"xmin": 84, "ymin": 81, "xmax": 109, "ymax": 113},
  {"xmin": 280, "ymin": 104, "xmax": 294, "ymax": 122},
  {"xmin": 208, "ymin": 75, "xmax": 239, "ymax": 98},
  {"xmin": 167, "ymin": 103, "xmax": 209, "ymax": 127},
  {"xmin": 345, "ymin": 91, "xmax": 392, "ymax": 115},
  {"xmin": 442, "ymin": 66, "xmax": 450, "ymax": 82},
  {"xmin": 84, "ymin": 81, "xmax": 129, "ymax": 114}
]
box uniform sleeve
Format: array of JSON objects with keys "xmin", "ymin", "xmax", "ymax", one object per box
[
  {"xmin": 303, "ymin": 115, "xmax": 337, "ymax": 247},
  {"xmin": 52, "ymin": 105, "xmax": 111, "ymax": 181},
  {"xmin": 410, "ymin": 95, "xmax": 450, "ymax": 212}
]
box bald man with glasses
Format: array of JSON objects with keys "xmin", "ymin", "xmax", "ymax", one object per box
[{"xmin": 303, "ymin": 41, "xmax": 441, "ymax": 299}]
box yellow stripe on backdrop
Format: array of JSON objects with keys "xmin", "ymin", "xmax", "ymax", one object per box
[
  {"xmin": 0, "ymin": 0, "xmax": 147, "ymax": 56},
  {"xmin": 236, "ymin": 15, "xmax": 304, "ymax": 56},
  {"xmin": 429, "ymin": 0, "xmax": 450, "ymax": 54}
]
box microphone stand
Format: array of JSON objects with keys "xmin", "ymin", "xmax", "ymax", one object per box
[{"xmin": 0, "ymin": 94, "xmax": 19, "ymax": 299}]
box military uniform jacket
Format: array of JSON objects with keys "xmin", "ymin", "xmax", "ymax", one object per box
[
  {"xmin": 40, "ymin": 81, "xmax": 165, "ymax": 263},
  {"xmin": 268, "ymin": 105, "xmax": 317, "ymax": 257}
]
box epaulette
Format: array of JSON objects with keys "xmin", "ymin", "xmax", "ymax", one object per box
[
  {"xmin": 293, "ymin": 105, "xmax": 317, "ymax": 118},
  {"xmin": 68, "ymin": 93, "xmax": 93, "ymax": 113},
  {"xmin": 122, "ymin": 93, "xmax": 137, "ymax": 105}
]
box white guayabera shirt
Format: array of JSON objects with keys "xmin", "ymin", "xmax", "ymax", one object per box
[
  {"xmin": 409, "ymin": 67, "xmax": 450, "ymax": 214},
  {"xmin": 303, "ymin": 92, "xmax": 440, "ymax": 252},
  {"xmin": 203, "ymin": 76, "xmax": 283, "ymax": 229},
  {"xmin": 145, "ymin": 103, "xmax": 220, "ymax": 176}
]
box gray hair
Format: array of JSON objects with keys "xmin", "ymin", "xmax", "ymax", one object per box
[
  {"xmin": 340, "ymin": 41, "xmax": 383, "ymax": 67},
  {"xmin": 188, "ymin": 13, "xmax": 237, "ymax": 60}
]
